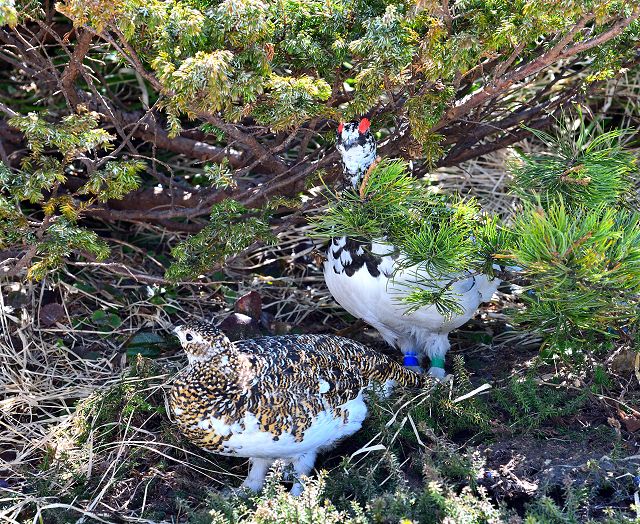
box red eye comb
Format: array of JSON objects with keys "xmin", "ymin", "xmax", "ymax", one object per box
[
  {"xmin": 338, "ymin": 122, "xmax": 344, "ymax": 133},
  {"xmin": 358, "ymin": 118, "xmax": 370, "ymax": 133}
]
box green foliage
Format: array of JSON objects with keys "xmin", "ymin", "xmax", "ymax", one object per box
[
  {"xmin": 506, "ymin": 115, "xmax": 640, "ymax": 355},
  {"xmin": 207, "ymin": 461, "xmax": 509, "ymax": 524},
  {"xmin": 0, "ymin": 0, "xmax": 17, "ymax": 27},
  {"xmin": 210, "ymin": 470, "xmax": 365, "ymax": 524},
  {"xmin": 363, "ymin": 482, "xmax": 507, "ymax": 524},
  {"xmin": 511, "ymin": 121, "xmax": 637, "ymax": 208},
  {"xmin": 312, "ymin": 159, "xmax": 417, "ymax": 239},
  {"xmin": 10, "ymin": 110, "xmax": 114, "ymax": 162},
  {"xmin": 311, "ymin": 159, "xmax": 510, "ymax": 317},
  {"xmin": 511, "ymin": 200, "xmax": 640, "ymax": 351},
  {"xmin": 56, "ymin": 0, "xmax": 640, "ymax": 140},
  {"xmin": 167, "ymin": 200, "xmax": 276, "ymax": 280},
  {"xmin": 203, "ymin": 161, "xmax": 238, "ymax": 190},
  {"xmin": 0, "ymin": 111, "xmax": 145, "ymax": 279},
  {"xmin": 494, "ymin": 375, "xmax": 587, "ymax": 431},
  {"xmin": 406, "ymin": 87, "xmax": 455, "ymax": 161},
  {"xmin": 74, "ymin": 357, "xmax": 165, "ymax": 446},
  {"xmin": 79, "ymin": 160, "xmax": 146, "ymax": 201},
  {"xmin": 420, "ymin": 356, "xmax": 493, "ymax": 437},
  {"xmin": 8, "ymin": 0, "xmax": 640, "ymax": 299},
  {"xmin": 28, "ymin": 219, "xmax": 110, "ymax": 280},
  {"xmin": 252, "ymin": 74, "xmax": 332, "ymax": 131},
  {"xmin": 523, "ymin": 489, "xmax": 640, "ymax": 524}
]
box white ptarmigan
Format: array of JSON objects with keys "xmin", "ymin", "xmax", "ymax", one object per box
[
  {"xmin": 324, "ymin": 119, "xmax": 501, "ymax": 378},
  {"xmin": 170, "ymin": 319, "xmax": 428, "ymax": 495}
]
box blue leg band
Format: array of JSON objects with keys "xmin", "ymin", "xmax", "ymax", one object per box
[{"xmin": 403, "ymin": 351, "xmax": 420, "ymax": 367}]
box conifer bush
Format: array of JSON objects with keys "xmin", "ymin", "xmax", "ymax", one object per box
[
  {"xmin": 509, "ymin": 120, "xmax": 640, "ymax": 353},
  {"xmin": 1, "ymin": 3, "xmax": 640, "ymax": 520}
]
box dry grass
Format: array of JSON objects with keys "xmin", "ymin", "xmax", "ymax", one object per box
[
  {"xmin": 2, "ymin": 79, "xmax": 640, "ymax": 521},
  {"xmin": 0, "ymin": 137, "xmax": 532, "ymax": 522},
  {"xmin": 430, "ymin": 146, "xmax": 527, "ymax": 218},
  {"xmin": 0, "ymin": 272, "xmax": 232, "ymax": 522}
]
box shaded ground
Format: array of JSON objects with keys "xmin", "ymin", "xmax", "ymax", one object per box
[{"xmin": 1, "ymin": 219, "xmax": 639, "ymax": 523}]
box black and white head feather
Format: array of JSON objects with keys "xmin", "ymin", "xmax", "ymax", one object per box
[
  {"xmin": 336, "ymin": 119, "xmax": 377, "ymax": 188},
  {"xmin": 174, "ymin": 320, "xmax": 235, "ymax": 365}
]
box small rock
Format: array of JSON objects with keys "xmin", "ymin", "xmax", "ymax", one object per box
[{"xmin": 610, "ymin": 349, "xmax": 638, "ymax": 374}]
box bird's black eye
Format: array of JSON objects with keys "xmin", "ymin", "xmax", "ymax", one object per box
[{"xmin": 185, "ymin": 333, "xmax": 193, "ymax": 342}]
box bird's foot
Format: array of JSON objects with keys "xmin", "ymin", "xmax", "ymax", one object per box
[
  {"xmin": 427, "ymin": 366, "xmax": 446, "ymax": 380},
  {"xmin": 427, "ymin": 355, "xmax": 446, "ymax": 380},
  {"xmin": 240, "ymin": 478, "xmax": 265, "ymax": 493}
]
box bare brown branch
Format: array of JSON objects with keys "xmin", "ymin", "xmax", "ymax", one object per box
[
  {"xmin": 60, "ymin": 30, "xmax": 93, "ymax": 109},
  {"xmin": 431, "ymin": 12, "xmax": 639, "ymax": 134}
]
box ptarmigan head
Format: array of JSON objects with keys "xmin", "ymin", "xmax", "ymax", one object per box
[
  {"xmin": 174, "ymin": 320, "xmax": 235, "ymax": 365},
  {"xmin": 336, "ymin": 118, "xmax": 377, "ymax": 188}
]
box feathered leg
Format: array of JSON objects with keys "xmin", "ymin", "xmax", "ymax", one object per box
[
  {"xmin": 242, "ymin": 458, "xmax": 274, "ymax": 492},
  {"xmin": 424, "ymin": 333, "xmax": 449, "ymax": 379},
  {"xmin": 399, "ymin": 333, "xmax": 450, "ymax": 378},
  {"xmin": 290, "ymin": 452, "xmax": 317, "ymax": 496}
]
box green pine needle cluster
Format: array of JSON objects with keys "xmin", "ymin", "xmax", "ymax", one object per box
[
  {"xmin": 311, "ymin": 159, "xmax": 511, "ymax": 318},
  {"xmin": 512, "ymin": 202, "xmax": 640, "ymax": 347},
  {"xmin": 511, "ymin": 121, "xmax": 637, "ymax": 208}
]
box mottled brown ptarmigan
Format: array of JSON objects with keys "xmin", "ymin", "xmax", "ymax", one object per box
[{"xmin": 169, "ymin": 319, "xmax": 431, "ymax": 495}]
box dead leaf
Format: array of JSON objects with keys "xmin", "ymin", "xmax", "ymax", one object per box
[
  {"xmin": 39, "ymin": 303, "xmax": 65, "ymax": 327},
  {"xmin": 618, "ymin": 410, "xmax": 640, "ymax": 433},
  {"xmin": 234, "ymin": 291, "xmax": 262, "ymax": 321}
]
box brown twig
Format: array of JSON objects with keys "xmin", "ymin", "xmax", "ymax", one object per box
[
  {"xmin": 60, "ymin": 29, "xmax": 94, "ymax": 109},
  {"xmin": 359, "ymin": 156, "xmax": 382, "ymax": 199},
  {"xmin": 431, "ymin": 11, "xmax": 640, "ymax": 134}
]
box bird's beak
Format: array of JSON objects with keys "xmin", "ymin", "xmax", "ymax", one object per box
[{"xmin": 172, "ymin": 325, "xmax": 182, "ymax": 336}]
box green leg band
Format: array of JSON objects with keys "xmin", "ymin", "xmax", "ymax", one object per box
[{"xmin": 430, "ymin": 356, "xmax": 445, "ymax": 369}]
